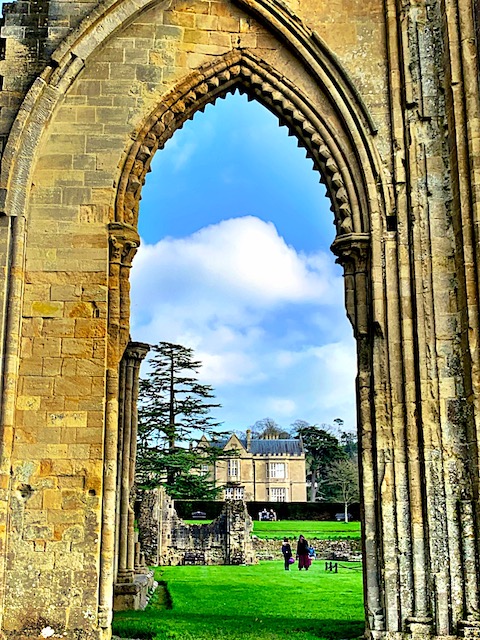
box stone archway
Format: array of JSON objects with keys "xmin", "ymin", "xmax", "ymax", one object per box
[
  {"xmin": 107, "ymin": 47, "xmax": 383, "ymax": 628},
  {"xmin": 0, "ymin": 1, "xmax": 478, "ymax": 639}
]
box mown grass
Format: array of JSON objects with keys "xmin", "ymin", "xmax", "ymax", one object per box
[
  {"xmin": 113, "ymin": 561, "xmax": 364, "ymax": 640},
  {"xmin": 183, "ymin": 520, "xmax": 361, "ymax": 540},
  {"xmin": 252, "ymin": 521, "xmax": 361, "ymax": 540}
]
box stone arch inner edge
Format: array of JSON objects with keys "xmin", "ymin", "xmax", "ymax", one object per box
[
  {"xmin": 107, "ymin": 46, "xmax": 385, "ymax": 633},
  {"xmin": 115, "ymin": 50, "xmax": 369, "ymax": 239}
]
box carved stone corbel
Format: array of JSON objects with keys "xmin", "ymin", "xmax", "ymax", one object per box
[
  {"xmin": 108, "ymin": 222, "xmax": 140, "ymax": 267},
  {"xmin": 331, "ymin": 232, "xmax": 370, "ymax": 337}
]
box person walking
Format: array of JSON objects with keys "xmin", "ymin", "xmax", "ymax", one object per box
[
  {"xmin": 296, "ymin": 534, "xmax": 311, "ymax": 571},
  {"xmin": 281, "ymin": 537, "xmax": 293, "ymax": 570}
]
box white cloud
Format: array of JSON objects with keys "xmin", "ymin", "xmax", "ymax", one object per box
[
  {"xmin": 251, "ymin": 341, "xmax": 356, "ymax": 426},
  {"xmin": 265, "ymin": 397, "xmax": 298, "ymax": 416},
  {"xmin": 196, "ymin": 349, "xmax": 267, "ymax": 386},
  {"xmin": 131, "ymin": 216, "xmax": 356, "ymax": 428},
  {"xmin": 131, "ymin": 215, "xmax": 342, "ymax": 315},
  {"xmin": 161, "ymin": 134, "xmax": 199, "ymax": 172}
]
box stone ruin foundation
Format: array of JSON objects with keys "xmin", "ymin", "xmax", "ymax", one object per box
[
  {"xmin": 138, "ymin": 489, "xmax": 257, "ymax": 567},
  {"xmin": 252, "ymin": 537, "xmax": 362, "ymax": 562}
]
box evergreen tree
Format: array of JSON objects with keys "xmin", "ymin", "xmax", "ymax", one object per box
[
  {"xmin": 340, "ymin": 430, "xmax": 358, "ymax": 459},
  {"xmin": 292, "ymin": 421, "xmax": 347, "ymax": 502},
  {"xmin": 136, "ymin": 341, "xmax": 228, "ymax": 497}
]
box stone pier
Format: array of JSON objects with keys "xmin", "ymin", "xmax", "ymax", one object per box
[{"xmin": 113, "ymin": 341, "xmax": 154, "ymax": 611}]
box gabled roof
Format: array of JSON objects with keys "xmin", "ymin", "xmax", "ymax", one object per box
[
  {"xmin": 249, "ymin": 439, "xmax": 303, "ymax": 456},
  {"xmin": 211, "ymin": 435, "xmax": 304, "ymax": 456}
]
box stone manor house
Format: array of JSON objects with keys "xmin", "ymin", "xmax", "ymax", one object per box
[{"xmin": 200, "ymin": 431, "xmax": 307, "ymax": 502}]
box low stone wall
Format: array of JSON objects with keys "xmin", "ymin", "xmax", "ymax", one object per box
[
  {"xmin": 252, "ymin": 537, "xmax": 362, "ymax": 561},
  {"xmin": 138, "ymin": 488, "xmax": 257, "ymax": 566}
]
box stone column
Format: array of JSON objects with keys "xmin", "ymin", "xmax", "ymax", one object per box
[
  {"xmin": 128, "ymin": 345, "xmax": 147, "ymax": 574},
  {"xmin": 116, "ymin": 341, "xmax": 149, "ymax": 585},
  {"xmin": 332, "ymin": 232, "xmax": 386, "ymax": 637},
  {"xmin": 99, "ymin": 223, "xmax": 140, "ymax": 627}
]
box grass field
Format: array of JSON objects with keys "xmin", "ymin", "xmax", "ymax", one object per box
[
  {"xmin": 252, "ymin": 521, "xmax": 361, "ymax": 540},
  {"xmin": 182, "ymin": 520, "xmax": 361, "ymax": 540},
  {"xmin": 113, "ymin": 561, "xmax": 364, "ymax": 640}
]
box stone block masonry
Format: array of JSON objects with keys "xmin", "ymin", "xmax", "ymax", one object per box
[
  {"xmin": 0, "ymin": 0, "xmax": 479, "ymax": 638},
  {"xmin": 138, "ymin": 488, "xmax": 257, "ymax": 567}
]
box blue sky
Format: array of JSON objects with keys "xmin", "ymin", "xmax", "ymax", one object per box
[{"xmin": 130, "ymin": 92, "xmax": 357, "ymax": 432}]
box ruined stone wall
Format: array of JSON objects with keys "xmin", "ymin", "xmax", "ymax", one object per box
[
  {"xmin": 0, "ymin": 1, "xmax": 479, "ymax": 639},
  {"xmin": 252, "ymin": 537, "xmax": 362, "ymax": 561},
  {"xmin": 138, "ymin": 489, "xmax": 257, "ymax": 566}
]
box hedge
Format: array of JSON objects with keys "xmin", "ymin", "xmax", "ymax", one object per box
[{"xmin": 173, "ymin": 500, "xmax": 360, "ymax": 521}]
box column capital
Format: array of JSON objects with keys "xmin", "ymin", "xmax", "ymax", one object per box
[
  {"xmin": 108, "ymin": 222, "xmax": 140, "ymax": 267},
  {"xmin": 330, "ymin": 232, "xmax": 370, "ymax": 271},
  {"xmin": 123, "ymin": 341, "xmax": 150, "ymax": 363}
]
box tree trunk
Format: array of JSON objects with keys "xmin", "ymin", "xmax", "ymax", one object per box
[
  {"xmin": 310, "ymin": 468, "xmax": 317, "ymax": 502},
  {"xmin": 167, "ymin": 350, "xmax": 176, "ymax": 485}
]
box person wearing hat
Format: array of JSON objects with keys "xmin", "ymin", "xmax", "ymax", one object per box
[{"xmin": 281, "ymin": 537, "xmax": 293, "ymax": 570}]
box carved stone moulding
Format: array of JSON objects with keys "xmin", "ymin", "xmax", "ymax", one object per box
[
  {"xmin": 116, "ymin": 50, "xmax": 359, "ymax": 239},
  {"xmin": 331, "ymin": 232, "xmax": 370, "ymax": 269},
  {"xmin": 331, "ymin": 232, "xmax": 370, "ymax": 336},
  {"xmin": 108, "ymin": 221, "xmax": 140, "ymax": 267}
]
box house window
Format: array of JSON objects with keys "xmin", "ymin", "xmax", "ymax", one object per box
[
  {"xmin": 268, "ymin": 462, "xmax": 286, "ymax": 479},
  {"xmin": 200, "ymin": 464, "xmax": 209, "ymax": 476},
  {"xmin": 270, "ymin": 487, "xmax": 286, "ymax": 502},
  {"xmin": 228, "ymin": 459, "xmax": 240, "ymax": 478},
  {"xmin": 224, "ymin": 487, "xmax": 244, "ymax": 500}
]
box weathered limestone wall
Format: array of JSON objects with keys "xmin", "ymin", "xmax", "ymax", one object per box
[
  {"xmin": 0, "ymin": 0, "xmax": 478, "ymax": 639},
  {"xmin": 138, "ymin": 489, "xmax": 257, "ymax": 566},
  {"xmin": 0, "ymin": 1, "xmax": 97, "ymax": 156}
]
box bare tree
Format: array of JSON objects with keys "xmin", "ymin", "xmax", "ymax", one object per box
[
  {"xmin": 328, "ymin": 458, "xmax": 360, "ymax": 521},
  {"xmin": 251, "ymin": 417, "xmax": 290, "ymax": 439}
]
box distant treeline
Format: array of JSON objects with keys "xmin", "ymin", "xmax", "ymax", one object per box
[{"xmin": 173, "ymin": 500, "xmax": 361, "ymax": 521}]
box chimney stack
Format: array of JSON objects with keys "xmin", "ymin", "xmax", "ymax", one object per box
[{"xmin": 246, "ymin": 429, "xmax": 251, "ymax": 451}]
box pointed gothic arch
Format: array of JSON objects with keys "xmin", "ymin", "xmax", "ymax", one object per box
[
  {"xmin": 0, "ymin": 1, "xmax": 478, "ymax": 639},
  {"xmin": 116, "ymin": 50, "xmax": 367, "ymax": 235},
  {"xmin": 107, "ymin": 45, "xmax": 387, "ymax": 639},
  {"xmin": 0, "ymin": 1, "xmax": 392, "ymax": 633}
]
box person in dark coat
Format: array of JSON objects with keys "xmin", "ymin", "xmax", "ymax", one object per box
[
  {"xmin": 281, "ymin": 537, "xmax": 293, "ymax": 570},
  {"xmin": 296, "ymin": 534, "xmax": 311, "ymax": 570}
]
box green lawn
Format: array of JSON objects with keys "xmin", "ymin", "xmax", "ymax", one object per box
[
  {"xmin": 252, "ymin": 521, "xmax": 361, "ymax": 540},
  {"xmin": 113, "ymin": 561, "xmax": 364, "ymax": 640},
  {"xmin": 182, "ymin": 520, "xmax": 361, "ymax": 540}
]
